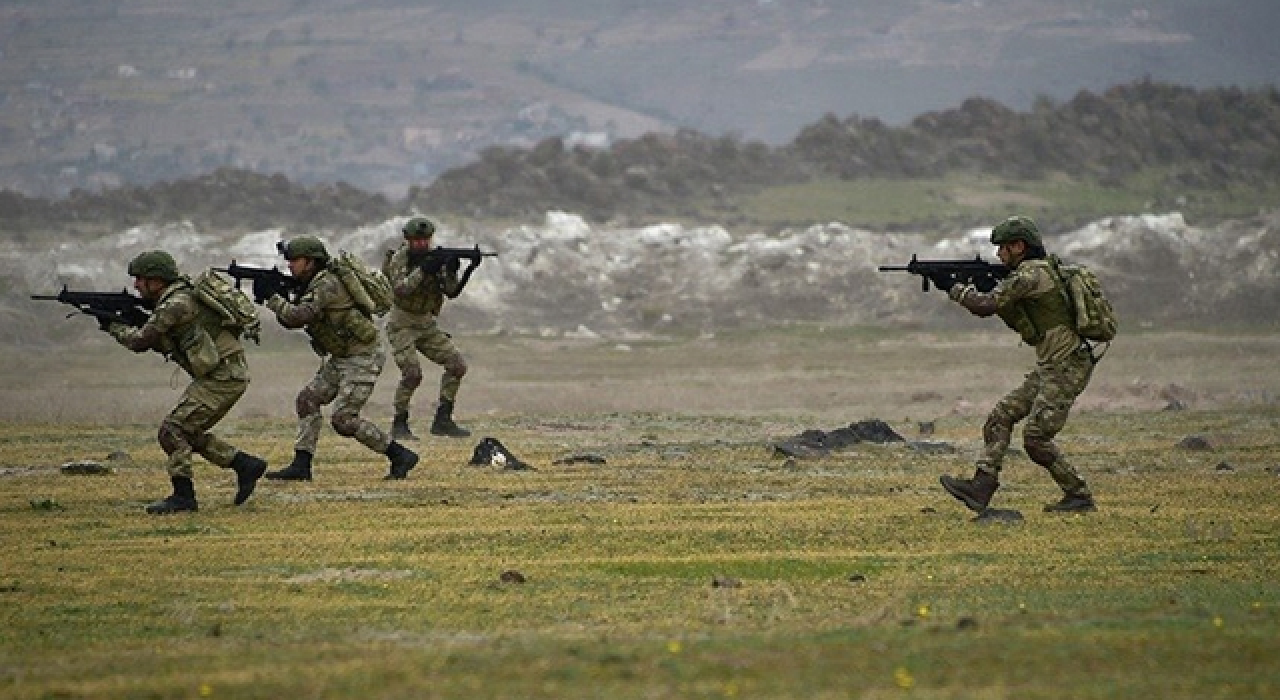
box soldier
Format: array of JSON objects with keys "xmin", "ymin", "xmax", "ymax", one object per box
[
  {"xmin": 261, "ymin": 236, "xmax": 419, "ymax": 481},
  {"xmin": 383, "ymin": 216, "xmax": 474, "ymax": 440},
  {"xmin": 938, "ymin": 216, "xmax": 1098, "ymax": 513},
  {"xmin": 106, "ymin": 251, "xmax": 267, "ymax": 514}
]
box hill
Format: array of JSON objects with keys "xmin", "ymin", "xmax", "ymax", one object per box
[
  {"xmin": 2, "ymin": 0, "xmax": 1278, "ymax": 198},
  {"xmin": 2, "ymin": 81, "xmax": 1279, "ymax": 237}
]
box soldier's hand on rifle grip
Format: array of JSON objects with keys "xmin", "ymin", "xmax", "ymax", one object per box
[{"xmin": 948, "ymin": 283, "xmax": 975, "ymax": 303}]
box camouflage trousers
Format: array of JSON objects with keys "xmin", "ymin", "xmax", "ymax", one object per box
[
  {"xmin": 294, "ymin": 348, "xmax": 392, "ymax": 456},
  {"xmin": 159, "ymin": 354, "xmax": 249, "ymax": 480},
  {"xmin": 386, "ymin": 318, "xmax": 466, "ymax": 415},
  {"xmin": 977, "ymin": 346, "xmax": 1095, "ymax": 496}
]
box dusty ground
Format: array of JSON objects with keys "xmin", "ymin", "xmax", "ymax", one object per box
[
  {"xmin": 1, "ymin": 325, "xmax": 1278, "ymax": 698},
  {"xmin": 1, "ymin": 326, "xmax": 1275, "ymax": 427}
]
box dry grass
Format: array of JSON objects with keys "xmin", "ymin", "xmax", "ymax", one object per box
[{"xmin": 1, "ymin": 327, "xmax": 1278, "ymax": 698}]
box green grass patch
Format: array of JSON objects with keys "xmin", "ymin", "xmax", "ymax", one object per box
[
  {"xmin": 735, "ymin": 171, "xmax": 1280, "ymax": 231},
  {"xmin": 2, "ymin": 330, "xmax": 1279, "ymax": 697}
]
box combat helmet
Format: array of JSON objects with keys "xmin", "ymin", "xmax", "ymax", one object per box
[
  {"xmin": 278, "ymin": 236, "xmax": 330, "ymax": 262},
  {"xmin": 402, "ymin": 216, "xmax": 436, "ymax": 239},
  {"xmin": 989, "ymin": 215, "xmax": 1043, "ymax": 248},
  {"xmin": 127, "ymin": 250, "xmax": 180, "ymax": 282}
]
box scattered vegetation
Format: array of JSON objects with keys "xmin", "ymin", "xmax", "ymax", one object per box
[
  {"xmin": 0, "ymin": 328, "xmax": 1278, "ymax": 696},
  {"xmin": 3, "ymin": 81, "xmax": 1280, "ymax": 237}
]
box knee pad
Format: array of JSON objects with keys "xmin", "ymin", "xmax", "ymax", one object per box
[
  {"xmin": 444, "ymin": 354, "xmax": 468, "ymax": 378},
  {"xmin": 296, "ymin": 388, "xmax": 322, "ymax": 418},
  {"xmin": 400, "ymin": 366, "xmax": 423, "ymax": 389},
  {"xmin": 1024, "ymin": 438, "xmax": 1059, "ymax": 467},
  {"xmin": 331, "ymin": 413, "xmax": 360, "ymax": 437}
]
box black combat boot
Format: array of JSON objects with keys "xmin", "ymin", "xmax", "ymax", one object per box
[
  {"xmin": 390, "ymin": 411, "xmax": 419, "ymax": 441},
  {"xmin": 1044, "ymin": 492, "xmax": 1097, "ymax": 513},
  {"xmin": 230, "ymin": 451, "xmax": 267, "ymax": 505},
  {"xmin": 265, "ymin": 450, "xmax": 313, "ymax": 481},
  {"xmin": 145, "ymin": 476, "xmax": 199, "ymax": 515},
  {"xmin": 940, "ymin": 469, "xmax": 1000, "ymax": 513},
  {"xmin": 384, "ymin": 441, "xmax": 419, "ymax": 480},
  {"xmin": 430, "ymin": 400, "xmax": 471, "ymax": 437}
]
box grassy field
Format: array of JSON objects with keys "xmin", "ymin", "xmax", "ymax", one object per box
[
  {"xmin": 1, "ymin": 327, "xmax": 1278, "ymax": 698},
  {"xmin": 732, "ymin": 172, "xmax": 1280, "ymax": 231}
]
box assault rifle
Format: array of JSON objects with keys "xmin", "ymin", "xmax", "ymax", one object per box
[
  {"xmin": 878, "ymin": 254, "xmax": 1010, "ymax": 293},
  {"xmin": 409, "ymin": 245, "xmax": 497, "ymax": 298},
  {"xmin": 31, "ymin": 286, "xmax": 151, "ymax": 328},
  {"xmin": 409, "ymin": 245, "xmax": 498, "ymax": 274},
  {"xmin": 216, "ymin": 261, "xmax": 305, "ymax": 304}
]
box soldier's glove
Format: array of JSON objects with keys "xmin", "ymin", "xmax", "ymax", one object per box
[{"xmin": 948, "ymin": 283, "xmax": 975, "ymax": 304}]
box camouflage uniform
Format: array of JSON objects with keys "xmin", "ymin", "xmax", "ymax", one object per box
[
  {"xmin": 110, "ymin": 277, "xmax": 251, "ymax": 480},
  {"xmin": 942, "ymin": 215, "xmax": 1097, "ymax": 512},
  {"xmin": 267, "ymin": 268, "xmax": 392, "ymax": 456},
  {"xmin": 384, "ymin": 244, "xmax": 468, "ymax": 415},
  {"xmin": 963, "ymin": 259, "xmax": 1095, "ymax": 498}
]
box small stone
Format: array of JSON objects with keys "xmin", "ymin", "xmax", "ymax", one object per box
[
  {"xmin": 956, "ymin": 617, "xmax": 979, "ymax": 630},
  {"xmin": 711, "ymin": 576, "xmax": 741, "ymax": 589},
  {"xmin": 848, "ymin": 573, "xmax": 867, "ymax": 583},
  {"xmin": 60, "ymin": 460, "xmax": 112, "ymax": 475},
  {"xmin": 499, "ymin": 570, "xmax": 526, "ymax": 584},
  {"xmin": 1176, "ymin": 435, "xmax": 1212, "ymax": 451},
  {"xmin": 552, "ymin": 454, "xmax": 607, "ymax": 466},
  {"xmin": 1214, "ymin": 461, "xmax": 1235, "ymax": 471}
]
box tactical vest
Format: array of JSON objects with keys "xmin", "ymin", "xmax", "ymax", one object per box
[
  {"xmin": 386, "ymin": 246, "xmax": 446, "ymax": 316},
  {"xmin": 163, "ymin": 279, "xmax": 242, "ymax": 378},
  {"xmin": 995, "ymin": 261, "xmax": 1075, "ymax": 346},
  {"xmin": 303, "ymin": 270, "xmax": 379, "ymax": 357}
]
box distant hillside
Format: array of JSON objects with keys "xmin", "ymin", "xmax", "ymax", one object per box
[
  {"xmin": 3, "ymin": 81, "xmax": 1279, "ymax": 236},
  {"xmin": 412, "ymin": 81, "xmax": 1280, "ymax": 226},
  {"xmin": 4, "ymin": 0, "xmax": 1278, "ymax": 198}
]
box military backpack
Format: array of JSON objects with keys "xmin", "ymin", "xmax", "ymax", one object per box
[
  {"xmin": 192, "ymin": 269, "xmax": 262, "ymax": 343},
  {"xmin": 1049, "ymin": 257, "xmax": 1118, "ymax": 343},
  {"xmin": 331, "ymin": 250, "xmax": 393, "ymax": 317}
]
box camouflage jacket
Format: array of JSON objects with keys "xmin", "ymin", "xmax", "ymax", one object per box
[
  {"xmin": 110, "ymin": 277, "xmax": 246, "ymax": 379},
  {"xmin": 384, "ymin": 244, "xmax": 462, "ymax": 322},
  {"xmin": 267, "ymin": 268, "xmax": 378, "ymax": 357},
  {"xmin": 961, "ymin": 259, "xmax": 1081, "ymax": 365}
]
